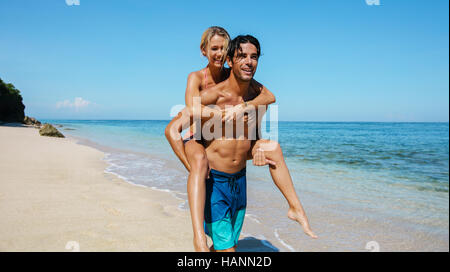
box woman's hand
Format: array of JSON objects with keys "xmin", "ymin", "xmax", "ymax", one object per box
[{"xmin": 222, "ymin": 103, "xmax": 248, "ymax": 123}]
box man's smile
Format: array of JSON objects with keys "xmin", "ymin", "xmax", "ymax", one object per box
[{"xmin": 242, "ymin": 67, "xmax": 253, "ymax": 75}]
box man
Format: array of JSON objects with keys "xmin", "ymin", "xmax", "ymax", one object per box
[{"xmin": 166, "ymin": 35, "xmax": 316, "ymax": 252}]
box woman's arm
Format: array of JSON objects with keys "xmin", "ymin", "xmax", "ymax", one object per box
[
  {"xmin": 223, "ymin": 80, "xmax": 275, "ymax": 122},
  {"xmin": 186, "ymin": 71, "xmax": 223, "ymax": 118},
  {"xmin": 200, "ymin": 85, "xmax": 221, "ymax": 106},
  {"xmin": 185, "ymin": 72, "xmax": 202, "ymax": 110},
  {"xmin": 165, "ymin": 101, "xmax": 221, "ymax": 172},
  {"xmin": 165, "ymin": 108, "xmax": 192, "ymax": 172},
  {"xmin": 167, "ymin": 73, "xmax": 222, "ymax": 172},
  {"xmin": 247, "ymin": 80, "xmax": 276, "ymax": 107}
]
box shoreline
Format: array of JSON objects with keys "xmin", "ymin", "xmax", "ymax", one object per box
[
  {"xmin": 65, "ymin": 133, "xmax": 191, "ymax": 209},
  {"xmin": 0, "ymin": 124, "xmax": 194, "ymax": 251}
]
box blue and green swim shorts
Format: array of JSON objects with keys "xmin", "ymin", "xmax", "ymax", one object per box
[{"xmin": 204, "ymin": 167, "xmax": 247, "ymax": 250}]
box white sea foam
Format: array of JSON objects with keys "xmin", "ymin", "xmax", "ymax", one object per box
[
  {"xmin": 101, "ymin": 150, "xmax": 185, "ymax": 196},
  {"xmin": 260, "ymin": 237, "xmax": 279, "ymax": 252},
  {"xmin": 104, "ymin": 169, "xmax": 130, "ymax": 182},
  {"xmin": 103, "ymin": 154, "xmax": 190, "ymax": 213},
  {"xmin": 149, "ymin": 186, "xmax": 171, "ymax": 193},
  {"xmin": 274, "ymin": 229, "xmax": 295, "ymax": 252},
  {"xmin": 121, "ymin": 179, "xmax": 149, "ymax": 189},
  {"xmin": 245, "ymin": 213, "xmax": 261, "ymax": 224},
  {"xmin": 178, "ymin": 200, "xmax": 189, "ymax": 211}
]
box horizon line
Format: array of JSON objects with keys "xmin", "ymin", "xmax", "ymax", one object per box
[{"xmin": 34, "ymin": 118, "xmax": 450, "ymax": 123}]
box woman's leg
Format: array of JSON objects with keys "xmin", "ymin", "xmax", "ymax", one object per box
[
  {"xmin": 251, "ymin": 139, "xmax": 317, "ymax": 239},
  {"xmin": 185, "ymin": 139, "xmax": 210, "ymax": 251}
]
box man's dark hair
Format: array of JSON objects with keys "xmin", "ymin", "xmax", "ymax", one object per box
[{"xmin": 227, "ymin": 35, "xmax": 261, "ymax": 63}]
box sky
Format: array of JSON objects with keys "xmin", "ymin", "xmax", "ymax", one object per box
[{"xmin": 0, "ymin": 0, "xmax": 448, "ymax": 122}]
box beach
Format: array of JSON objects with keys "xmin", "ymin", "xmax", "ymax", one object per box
[
  {"xmin": 1, "ymin": 0, "xmax": 448, "ymax": 255},
  {"xmin": 0, "ymin": 121, "xmax": 448, "ymax": 252},
  {"xmin": 0, "ymin": 124, "xmax": 194, "ymax": 251}
]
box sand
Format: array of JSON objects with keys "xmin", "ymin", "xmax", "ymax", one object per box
[{"xmin": 0, "ymin": 124, "xmax": 194, "ymax": 252}]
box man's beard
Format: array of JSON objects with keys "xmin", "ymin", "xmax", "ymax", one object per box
[{"xmin": 233, "ymin": 69, "xmax": 253, "ymax": 82}]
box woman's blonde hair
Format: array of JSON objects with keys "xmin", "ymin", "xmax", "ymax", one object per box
[{"xmin": 200, "ymin": 26, "xmax": 230, "ymax": 61}]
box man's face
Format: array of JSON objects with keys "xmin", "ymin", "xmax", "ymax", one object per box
[{"xmin": 229, "ymin": 42, "xmax": 259, "ymax": 82}]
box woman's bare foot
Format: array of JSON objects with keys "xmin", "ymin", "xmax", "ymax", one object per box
[{"xmin": 287, "ymin": 208, "xmax": 318, "ymax": 239}]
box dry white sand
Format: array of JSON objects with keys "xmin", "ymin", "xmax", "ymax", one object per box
[{"xmin": 0, "ymin": 124, "xmax": 194, "ymax": 252}]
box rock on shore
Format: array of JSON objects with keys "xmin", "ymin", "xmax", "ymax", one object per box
[
  {"xmin": 39, "ymin": 123, "xmax": 65, "ymax": 138},
  {"xmin": 23, "ymin": 116, "xmax": 42, "ymax": 128}
]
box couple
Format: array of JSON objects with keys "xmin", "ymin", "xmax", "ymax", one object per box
[{"xmin": 165, "ymin": 27, "xmax": 317, "ymax": 252}]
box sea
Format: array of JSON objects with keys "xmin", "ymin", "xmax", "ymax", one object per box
[{"xmin": 41, "ymin": 120, "xmax": 449, "ymax": 252}]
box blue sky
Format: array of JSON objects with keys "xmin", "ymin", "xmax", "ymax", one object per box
[{"xmin": 0, "ymin": 0, "xmax": 448, "ymax": 121}]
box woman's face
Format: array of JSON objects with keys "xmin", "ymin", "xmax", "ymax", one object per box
[{"xmin": 202, "ymin": 35, "xmax": 227, "ymax": 69}]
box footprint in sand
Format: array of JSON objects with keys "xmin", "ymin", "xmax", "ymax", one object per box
[
  {"xmin": 162, "ymin": 205, "xmax": 184, "ymax": 218},
  {"xmin": 106, "ymin": 223, "xmax": 119, "ymax": 229},
  {"xmin": 80, "ymin": 194, "xmax": 90, "ymax": 200},
  {"xmin": 101, "ymin": 204, "xmax": 122, "ymax": 216},
  {"xmin": 81, "ymin": 230, "xmax": 99, "ymax": 238},
  {"xmin": 155, "ymin": 204, "xmax": 173, "ymax": 217}
]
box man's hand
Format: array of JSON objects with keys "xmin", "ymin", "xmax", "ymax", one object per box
[
  {"xmin": 252, "ymin": 148, "xmax": 276, "ymax": 166},
  {"xmin": 200, "ymin": 105, "xmax": 226, "ymax": 121},
  {"xmin": 223, "ymin": 103, "xmax": 248, "ymax": 123}
]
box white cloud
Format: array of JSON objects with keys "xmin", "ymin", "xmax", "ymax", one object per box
[{"xmin": 56, "ymin": 97, "xmax": 91, "ymax": 111}]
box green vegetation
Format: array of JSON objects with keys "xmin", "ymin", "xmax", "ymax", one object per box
[{"xmin": 0, "ymin": 78, "xmax": 25, "ymax": 122}]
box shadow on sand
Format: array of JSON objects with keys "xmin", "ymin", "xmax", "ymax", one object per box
[
  {"xmin": 0, "ymin": 122, "xmax": 28, "ymax": 127},
  {"xmin": 236, "ymin": 237, "xmax": 279, "ymax": 252}
]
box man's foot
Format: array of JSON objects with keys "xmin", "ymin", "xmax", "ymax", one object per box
[
  {"xmin": 193, "ymin": 237, "xmax": 210, "ymax": 252},
  {"xmin": 287, "ymin": 208, "xmax": 318, "ymax": 239}
]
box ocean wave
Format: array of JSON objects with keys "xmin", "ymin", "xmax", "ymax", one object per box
[
  {"xmin": 274, "ymin": 229, "xmax": 295, "ymax": 252},
  {"xmin": 245, "ymin": 213, "xmax": 261, "ymax": 224}
]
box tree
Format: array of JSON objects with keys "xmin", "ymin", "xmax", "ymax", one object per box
[{"xmin": 0, "ymin": 78, "xmax": 26, "ymax": 122}]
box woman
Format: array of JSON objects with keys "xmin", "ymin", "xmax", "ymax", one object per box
[{"xmin": 166, "ymin": 26, "xmax": 316, "ymax": 252}]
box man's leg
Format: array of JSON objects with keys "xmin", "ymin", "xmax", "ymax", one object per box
[
  {"xmin": 185, "ymin": 140, "xmax": 210, "ymax": 251},
  {"xmin": 251, "ymin": 139, "xmax": 317, "ymax": 239},
  {"xmin": 209, "ymin": 244, "xmax": 236, "ymax": 252},
  {"xmin": 215, "ymin": 247, "xmax": 236, "ymax": 252},
  {"xmin": 205, "ymin": 219, "xmax": 237, "ymax": 252}
]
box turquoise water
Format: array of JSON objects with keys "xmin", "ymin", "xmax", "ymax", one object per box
[
  {"xmin": 280, "ymin": 122, "xmax": 448, "ymax": 193},
  {"xmin": 43, "ymin": 120, "xmax": 449, "ymax": 251}
]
